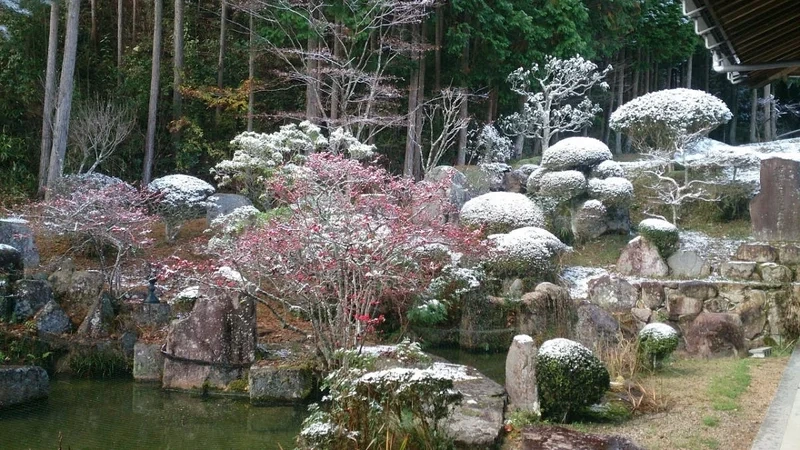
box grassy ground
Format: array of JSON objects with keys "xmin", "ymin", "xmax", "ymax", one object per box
[{"xmin": 564, "ymin": 355, "xmax": 789, "ymax": 450}]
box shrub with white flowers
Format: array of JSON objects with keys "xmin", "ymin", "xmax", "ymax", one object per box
[
  {"xmin": 609, "ymin": 88, "xmax": 732, "ymax": 164},
  {"xmin": 460, "ymin": 192, "xmax": 545, "ymax": 234},
  {"xmin": 638, "ymin": 322, "xmax": 679, "ymax": 368},
  {"xmin": 328, "ymin": 127, "xmax": 376, "ymax": 160},
  {"xmin": 536, "ymin": 338, "xmax": 610, "ymax": 422},
  {"xmin": 637, "ymin": 218, "xmax": 679, "ymax": 257}
]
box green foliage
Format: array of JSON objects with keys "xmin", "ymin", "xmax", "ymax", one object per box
[
  {"xmin": 708, "ymin": 359, "xmax": 751, "ymax": 411},
  {"xmin": 637, "ymin": 221, "xmax": 679, "ymax": 258},
  {"xmin": 68, "ymin": 348, "xmax": 130, "ymax": 379},
  {"xmin": 637, "ymin": 325, "xmax": 679, "ymax": 369},
  {"xmin": 536, "ymin": 339, "xmax": 610, "ymax": 422},
  {"xmin": 702, "ymin": 415, "xmax": 720, "ymax": 427}
]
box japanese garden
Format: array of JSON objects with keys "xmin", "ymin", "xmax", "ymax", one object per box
[{"xmin": 1, "ymin": 0, "xmax": 800, "ymax": 449}]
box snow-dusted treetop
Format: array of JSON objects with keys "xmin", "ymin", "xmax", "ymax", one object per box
[
  {"xmin": 460, "ymin": 192, "xmax": 545, "ymax": 234},
  {"xmin": 541, "ymin": 137, "xmax": 613, "ymax": 171},
  {"xmin": 639, "ymin": 322, "xmax": 678, "ymax": 340},
  {"xmin": 609, "ymin": 89, "xmax": 732, "ymax": 157}
]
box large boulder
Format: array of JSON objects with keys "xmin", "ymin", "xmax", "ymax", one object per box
[
  {"xmin": 0, "ymin": 243, "xmax": 22, "ymax": 279},
  {"xmin": 460, "ymin": 192, "xmax": 545, "ymax": 234},
  {"xmin": 0, "ymin": 366, "xmax": 49, "ymax": 408},
  {"xmin": 33, "ymin": 300, "xmax": 72, "ymax": 336},
  {"xmin": 587, "ymin": 274, "xmax": 638, "ymax": 312},
  {"xmin": 540, "ymin": 137, "xmax": 613, "ymax": 172},
  {"xmin": 0, "ymin": 218, "xmax": 39, "ymax": 267},
  {"xmin": 518, "ymin": 282, "xmax": 575, "ymax": 340},
  {"xmin": 574, "ymin": 302, "xmax": 620, "ymax": 349},
  {"xmin": 77, "ymin": 293, "xmax": 115, "ymax": 338},
  {"xmin": 571, "ymin": 200, "xmax": 608, "ymax": 242},
  {"xmin": 684, "ymin": 312, "xmax": 746, "ymax": 358},
  {"xmin": 616, "ymin": 236, "xmax": 669, "ymax": 277},
  {"xmin": 751, "ymin": 156, "xmax": 800, "ymax": 241},
  {"xmin": 249, "ymin": 365, "xmax": 315, "ymax": 404},
  {"xmin": 667, "ymin": 250, "xmax": 711, "ymax": 278},
  {"xmin": 161, "ymin": 288, "xmax": 256, "ymax": 390},
  {"xmin": 12, "ymin": 279, "xmax": 55, "ymax": 322},
  {"xmin": 48, "ymin": 263, "xmax": 105, "ymax": 320},
  {"xmin": 440, "ymin": 364, "xmax": 506, "ymax": 449},
  {"xmin": 505, "ymin": 335, "xmax": 539, "ymax": 414},
  {"xmin": 426, "ymin": 165, "xmax": 469, "ymax": 211},
  {"xmin": 205, "ymin": 193, "xmax": 254, "ymax": 225}
]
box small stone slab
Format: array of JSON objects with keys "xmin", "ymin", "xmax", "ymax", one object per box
[
  {"xmin": 505, "ymin": 335, "xmax": 539, "ymax": 414},
  {"xmin": 758, "ymin": 263, "xmax": 793, "ymax": 284},
  {"xmin": 667, "ymin": 250, "xmax": 711, "ymax": 278},
  {"xmin": 748, "ymin": 346, "xmax": 772, "ymax": 358},
  {"xmin": 720, "ymin": 261, "xmax": 759, "ymax": 281},
  {"xmin": 735, "ymin": 243, "xmax": 777, "ymax": 263},
  {"xmin": 133, "ymin": 342, "xmax": 165, "ymax": 382},
  {"xmin": 249, "ymin": 365, "xmax": 315, "ymax": 404},
  {"xmin": 0, "ymin": 218, "xmax": 39, "ymax": 267}
]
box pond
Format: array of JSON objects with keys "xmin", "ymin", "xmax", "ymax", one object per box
[
  {"xmin": 0, "ymin": 378, "xmax": 306, "ymax": 450},
  {"xmin": 426, "ymin": 347, "xmax": 508, "ymax": 385}
]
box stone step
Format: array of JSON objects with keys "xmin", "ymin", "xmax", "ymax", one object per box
[{"xmin": 749, "ymin": 346, "xmax": 773, "ymax": 358}]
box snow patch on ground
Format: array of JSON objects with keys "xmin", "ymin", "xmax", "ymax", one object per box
[{"xmin": 678, "ymin": 230, "xmax": 746, "ymax": 266}]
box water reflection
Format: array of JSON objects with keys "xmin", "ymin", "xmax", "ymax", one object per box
[{"xmin": 0, "ymin": 378, "xmax": 305, "ymax": 449}]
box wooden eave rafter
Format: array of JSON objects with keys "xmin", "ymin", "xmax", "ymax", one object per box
[{"xmin": 683, "ymin": 0, "xmax": 800, "ymax": 87}]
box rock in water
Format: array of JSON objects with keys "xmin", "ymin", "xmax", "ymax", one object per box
[
  {"xmin": 161, "ymin": 287, "xmax": 255, "ymax": 390},
  {"xmin": 616, "ymin": 236, "xmax": 669, "ymax": 277},
  {"xmin": 0, "ymin": 366, "xmax": 49, "ymax": 408},
  {"xmin": 505, "ymin": 335, "xmax": 539, "ymax": 414},
  {"xmin": 751, "ymin": 156, "xmax": 800, "ymax": 241}
]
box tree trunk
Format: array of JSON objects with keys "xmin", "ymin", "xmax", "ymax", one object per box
[
  {"xmin": 729, "ymin": 86, "xmax": 738, "ymax": 145},
  {"xmin": 173, "ymin": 0, "xmax": 184, "ymax": 122},
  {"xmin": 749, "ymin": 88, "xmax": 758, "ymax": 143},
  {"xmin": 631, "ymin": 49, "xmax": 640, "ymax": 100},
  {"xmin": 132, "ymin": 0, "xmax": 137, "ymax": 42},
  {"xmin": 90, "ymin": 0, "xmax": 97, "ymax": 50},
  {"xmin": 46, "ymin": 0, "xmax": 82, "ymax": 197},
  {"xmin": 304, "ymin": 9, "xmax": 320, "ymax": 122},
  {"xmin": 763, "ymin": 84, "xmax": 772, "ymax": 141},
  {"xmin": 413, "ymin": 21, "xmax": 426, "ymax": 179},
  {"xmin": 604, "ymin": 69, "xmax": 615, "ymax": 146},
  {"xmin": 615, "ymin": 53, "xmax": 624, "ymax": 154},
  {"xmin": 686, "ymin": 53, "xmax": 693, "ymax": 89},
  {"xmin": 456, "ymin": 41, "xmax": 469, "ymax": 166},
  {"xmin": 512, "ymin": 95, "xmax": 526, "ymax": 158},
  {"xmin": 403, "ymin": 23, "xmax": 420, "ymax": 177},
  {"xmin": 644, "ymin": 51, "xmax": 651, "ymax": 94},
  {"xmin": 247, "ymin": 12, "xmax": 255, "ymax": 132},
  {"xmin": 434, "ymin": 5, "xmax": 442, "ymax": 93},
  {"xmin": 142, "ymin": 0, "xmax": 163, "ymax": 185},
  {"xmin": 38, "ymin": 1, "xmax": 60, "ymax": 197},
  {"xmin": 330, "ymin": 19, "xmax": 343, "ymax": 124},
  {"xmin": 215, "ymin": 0, "xmax": 228, "ymax": 125}
]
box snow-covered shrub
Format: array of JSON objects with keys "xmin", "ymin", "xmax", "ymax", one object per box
[
  {"xmin": 486, "ymin": 226, "xmax": 569, "ymax": 279},
  {"xmin": 586, "ymin": 177, "xmax": 633, "ymax": 206},
  {"xmin": 469, "ymin": 123, "xmax": 513, "ymax": 164},
  {"xmin": 206, "ymin": 205, "xmax": 262, "ymax": 251},
  {"xmin": 590, "ymin": 160, "xmax": 625, "ymax": 179},
  {"xmin": 536, "ymin": 338, "xmax": 610, "ymax": 421},
  {"xmin": 297, "ymin": 349, "xmax": 461, "ymax": 450},
  {"xmin": 637, "ymin": 218, "xmax": 679, "ymax": 257},
  {"xmin": 408, "ymin": 265, "xmax": 484, "ymax": 327},
  {"xmin": 525, "ymin": 167, "xmax": 548, "ymax": 194},
  {"xmin": 609, "ymin": 88, "xmax": 732, "ymax": 163},
  {"xmin": 538, "ymin": 170, "xmax": 587, "ymax": 201},
  {"xmin": 328, "ymin": 127, "xmax": 376, "ymax": 160},
  {"xmin": 212, "ymin": 121, "xmax": 327, "ymax": 202},
  {"xmin": 148, "ymin": 174, "xmax": 215, "ymax": 242},
  {"xmin": 480, "ymin": 162, "xmax": 512, "ymax": 191},
  {"xmin": 50, "ymin": 172, "xmax": 131, "ymax": 198},
  {"xmin": 638, "ymin": 322, "xmax": 678, "ymax": 368},
  {"xmin": 460, "ymin": 192, "xmax": 545, "ymax": 234},
  {"xmin": 540, "ymin": 137, "xmax": 612, "ymax": 171}
]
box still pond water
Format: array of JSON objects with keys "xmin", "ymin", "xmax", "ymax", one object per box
[
  {"xmin": 0, "ymin": 378, "xmax": 306, "ymax": 450},
  {"xmin": 0, "ymin": 350, "xmax": 506, "ymax": 450}
]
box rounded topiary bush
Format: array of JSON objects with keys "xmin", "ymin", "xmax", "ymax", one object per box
[
  {"xmin": 638, "ymin": 322, "xmax": 679, "ymax": 368},
  {"xmin": 538, "ymin": 170, "xmax": 587, "ymax": 202},
  {"xmin": 486, "ymin": 227, "xmax": 569, "ymax": 279},
  {"xmin": 460, "ymin": 192, "xmax": 545, "ymax": 234},
  {"xmin": 590, "ymin": 160, "xmax": 625, "ymax": 179},
  {"xmin": 637, "ymin": 218, "xmax": 679, "ymax": 257},
  {"xmin": 541, "ymin": 137, "xmax": 613, "ymax": 172},
  {"xmin": 525, "ymin": 167, "xmax": 548, "ymax": 194},
  {"xmin": 536, "ymin": 338, "xmax": 610, "ymax": 421},
  {"xmin": 586, "ymin": 177, "xmax": 633, "ymax": 207}
]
